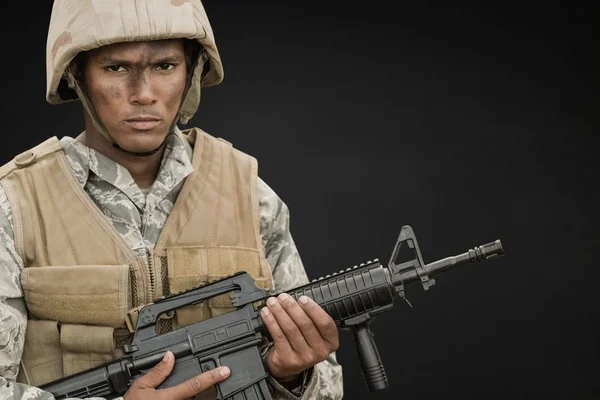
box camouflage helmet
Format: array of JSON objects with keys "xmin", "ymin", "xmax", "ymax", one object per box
[{"xmin": 46, "ymin": 0, "xmax": 224, "ymax": 125}]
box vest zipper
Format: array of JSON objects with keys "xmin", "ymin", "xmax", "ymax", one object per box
[
  {"xmin": 141, "ymin": 217, "xmax": 156, "ymax": 303},
  {"xmin": 147, "ymin": 249, "xmax": 156, "ymax": 301}
]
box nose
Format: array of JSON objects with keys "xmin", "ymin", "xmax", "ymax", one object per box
[{"xmin": 129, "ymin": 72, "xmax": 157, "ymax": 106}]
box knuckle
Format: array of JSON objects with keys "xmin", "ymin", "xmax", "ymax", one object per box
[
  {"xmin": 331, "ymin": 338, "xmax": 340, "ymax": 351},
  {"xmin": 319, "ymin": 348, "xmax": 331, "ymax": 360},
  {"xmin": 189, "ymin": 376, "xmax": 205, "ymax": 393},
  {"xmin": 298, "ymin": 319, "xmax": 313, "ymax": 331},
  {"xmin": 319, "ymin": 317, "xmax": 335, "ymax": 330},
  {"xmin": 285, "ymin": 324, "xmax": 300, "ymax": 335},
  {"xmin": 301, "ymin": 354, "xmax": 317, "ymax": 367},
  {"xmin": 151, "ymin": 364, "xmax": 166, "ymax": 376},
  {"xmin": 290, "ymin": 358, "xmax": 303, "ymax": 370},
  {"xmin": 282, "ymin": 355, "xmax": 299, "ymax": 369},
  {"xmin": 270, "ymin": 351, "xmax": 284, "ymax": 368}
]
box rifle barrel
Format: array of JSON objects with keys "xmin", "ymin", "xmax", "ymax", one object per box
[{"xmin": 395, "ymin": 239, "xmax": 503, "ymax": 283}]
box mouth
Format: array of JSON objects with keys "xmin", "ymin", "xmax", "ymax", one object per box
[{"xmin": 124, "ymin": 116, "xmax": 162, "ymax": 131}]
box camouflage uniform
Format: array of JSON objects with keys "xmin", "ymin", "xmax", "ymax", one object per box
[{"xmin": 0, "ymin": 128, "xmax": 344, "ymax": 400}]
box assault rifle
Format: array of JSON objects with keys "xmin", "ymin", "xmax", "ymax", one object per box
[{"xmin": 40, "ymin": 225, "xmax": 504, "ymax": 399}]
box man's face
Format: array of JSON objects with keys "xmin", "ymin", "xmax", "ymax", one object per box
[{"xmin": 81, "ymin": 39, "xmax": 188, "ymax": 153}]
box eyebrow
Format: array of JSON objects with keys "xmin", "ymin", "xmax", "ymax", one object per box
[{"xmin": 97, "ymin": 53, "xmax": 184, "ymax": 65}]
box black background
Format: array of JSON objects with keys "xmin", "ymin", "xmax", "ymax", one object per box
[{"xmin": 1, "ymin": 1, "xmax": 598, "ymax": 399}]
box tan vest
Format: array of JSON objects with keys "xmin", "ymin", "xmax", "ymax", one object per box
[{"xmin": 0, "ymin": 128, "xmax": 273, "ymax": 389}]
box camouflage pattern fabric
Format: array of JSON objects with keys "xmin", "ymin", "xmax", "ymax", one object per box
[{"xmin": 0, "ymin": 129, "xmax": 343, "ymax": 400}]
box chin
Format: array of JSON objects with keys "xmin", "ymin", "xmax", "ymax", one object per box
[{"xmin": 116, "ymin": 131, "xmax": 169, "ymax": 153}]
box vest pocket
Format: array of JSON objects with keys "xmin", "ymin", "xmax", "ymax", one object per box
[
  {"xmin": 18, "ymin": 265, "xmax": 132, "ymax": 386},
  {"xmin": 60, "ymin": 324, "xmax": 117, "ymax": 377},
  {"xmin": 17, "ymin": 320, "xmax": 63, "ymax": 387},
  {"xmin": 21, "ymin": 264, "xmax": 131, "ymax": 327},
  {"xmin": 18, "ymin": 320, "xmax": 122, "ymax": 386},
  {"xmin": 165, "ymin": 246, "xmax": 269, "ymax": 328}
]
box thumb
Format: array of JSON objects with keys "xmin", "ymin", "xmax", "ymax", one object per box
[{"xmin": 134, "ymin": 351, "xmax": 174, "ymax": 389}]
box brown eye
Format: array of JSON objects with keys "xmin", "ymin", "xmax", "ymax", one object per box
[
  {"xmin": 107, "ymin": 65, "xmax": 126, "ymax": 72},
  {"xmin": 157, "ymin": 63, "xmax": 174, "ymax": 71}
]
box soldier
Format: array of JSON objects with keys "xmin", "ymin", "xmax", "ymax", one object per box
[{"xmin": 0, "ymin": 1, "xmax": 343, "ymax": 399}]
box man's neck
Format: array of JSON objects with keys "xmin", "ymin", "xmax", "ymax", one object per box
[{"xmin": 76, "ymin": 130, "xmax": 165, "ymax": 190}]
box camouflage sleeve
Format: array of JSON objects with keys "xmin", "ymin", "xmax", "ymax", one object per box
[
  {"xmin": 0, "ymin": 184, "xmax": 113, "ymax": 400},
  {"xmin": 0, "ymin": 183, "xmax": 52, "ymax": 400},
  {"xmin": 257, "ymin": 177, "xmax": 344, "ymax": 400}
]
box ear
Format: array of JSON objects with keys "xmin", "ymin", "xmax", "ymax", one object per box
[
  {"xmin": 68, "ymin": 52, "xmax": 88, "ymax": 83},
  {"xmin": 183, "ymin": 39, "xmax": 201, "ymax": 73}
]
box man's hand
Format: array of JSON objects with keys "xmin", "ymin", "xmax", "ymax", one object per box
[
  {"xmin": 261, "ymin": 293, "xmax": 339, "ymax": 383},
  {"xmin": 123, "ymin": 351, "xmax": 230, "ymax": 400}
]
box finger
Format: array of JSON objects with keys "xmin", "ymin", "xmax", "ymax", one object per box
[
  {"xmin": 267, "ymin": 294, "xmax": 311, "ymax": 353},
  {"xmin": 277, "ymin": 293, "xmax": 324, "ymax": 349},
  {"xmin": 261, "ymin": 301, "xmax": 294, "ymax": 354},
  {"xmin": 159, "ymin": 366, "xmax": 230, "ymax": 399},
  {"xmin": 134, "ymin": 351, "xmax": 174, "ymax": 389},
  {"xmin": 296, "ymin": 296, "xmax": 339, "ymax": 349}
]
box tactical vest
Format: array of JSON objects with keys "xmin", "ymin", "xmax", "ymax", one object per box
[{"xmin": 0, "ymin": 128, "xmax": 273, "ymax": 390}]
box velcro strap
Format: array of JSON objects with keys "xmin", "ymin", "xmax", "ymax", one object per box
[
  {"xmin": 21, "ymin": 264, "xmax": 130, "ymax": 327},
  {"xmin": 166, "ymin": 246, "xmax": 262, "ymax": 294}
]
